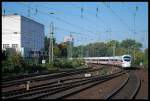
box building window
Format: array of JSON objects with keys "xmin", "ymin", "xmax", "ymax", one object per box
[
  {"xmin": 12, "ymin": 44, "xmax": 18, "ymax": 48},
  {"xmin": 13, "ymin": 32, "xmax": 18, "ymax": 34},
  {"xmin": 3, "ymin": 44, "xmax": 9, "ymax": 49}
]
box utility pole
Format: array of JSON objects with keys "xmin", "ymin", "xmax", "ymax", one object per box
[
  {"xmin": 51, "ymin": 22, "xmax": 54, "ymax": 63},
  {"xmin": 108, "ymin": 28, "xmax": 113, "ymax": 56},
  {"xmin": 133, "ymin": 6, "xmax": 138, "ymax": 61},
  {"xmin": 81, "ymin": 45, "xmax": 83, "ymax": 58},
  {"xmin": 80, "ymin": 40, "xmax": 83, "ymax": 58},
  {"xmin": 34, "ymin": 32, "xmax": 36, "ymax": 64},
  {"xmin": 49, "ymin": 24, "xmax": 51, "ymax": 63},
  {"xmin": 70, "ymin": 33, "xmax": 73, "ymax": 59},
  {"xmin": 133, "ymin": 12, "xmax": 135, "ymax": 61},
  {"xmin": 113, "ymin": 41, "xmax": 116, "ymax": 57},
  {"xmin": 68, "ymin": 33, "xmax": 73, "ymax": 59},
  {"xmin": 49, "ymin": 22, "xmax": 54, "ymax": 63}
]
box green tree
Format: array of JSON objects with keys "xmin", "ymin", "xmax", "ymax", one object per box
[
  {"xmin": 120, "ymin": 39, "xmax": 142, "ymax": 54},
  {"xmin": 107, "ymin": 40, "xmax": 120, "ymax": 48},
  {"xmin": 143, "ymin": 48, "xmax": 148, "ymax": 68},
  {"xmin": 53, "ymin": 44, "xmax": 61, "ymax": 58},
  {"xmin": 72, "ymin": 47, "xmax": 80, "ymax": 58},
  {"xmin": 134, "ymin": 50, "xmax": 144, "ymax": 65},
  {"xmin": 2, "ymin": 52, "xmax": 26, "ymax": 76},
  {"xmin": 58, "ymin": 43, "xmax": 68, "ymax": 58}
]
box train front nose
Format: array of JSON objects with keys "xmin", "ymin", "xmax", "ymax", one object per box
[{"xmin": 122, "ymin": 61, "xmax": 131, "ymax": 67}]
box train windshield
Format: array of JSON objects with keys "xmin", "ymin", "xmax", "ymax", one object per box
[{"xmin": 123, "ymin": 56, "xmax": 131, "ymax": 62}]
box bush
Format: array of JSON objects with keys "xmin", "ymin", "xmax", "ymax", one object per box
[
  {"xmin": 2, "ymin": 50, "xmax": 86, "ymax": 76},
  {"xmin": 2, "ymin": 52, "xmax": 26, "ymax": 76},
  {"xmin": 53, "ymin": 58, "xmax": 85, "ymax": 69},
  {"xmin": 44, "ymin": 62, "xmax": 56, "ymax": 71},
  {"xmin": 72, "ymin": 59, "xmax": 85, "ymax": 68}
]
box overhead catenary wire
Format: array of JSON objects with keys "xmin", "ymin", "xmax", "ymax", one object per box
[
  {"xmin": 2, "ymin": 8, "xmax": 65, "ymax": 37},
  {"xmin": 40, "ymin": 3, "xmax": 106, "ymax": 31},
  {"xmin": 17, "ymin": 2, "xmax": 108, "ymax": 46},
  {"xmin": 3, "ymin": 6, "xmax": 147, "ymax": 35},
  {"xmin": 2, "ymin": 8, "xmax": 97, "ymax": 42},
  {"xmin": 3, "ymin": 8, "xmax": 147, "ymax": 45},
  {"xmin": 28, "ymin": 3, "xmax": 115, "ymax": 38},
  {"xmin": 3, "ymin": 2, "xmax": 147, "ymax": 49},
  {"xmin": 121, "ymin": 2, "xmax": 135, "ymax": 14},
  {"xmin": 32, "ymin": 3, "xmax": 105, "ymax": 36},
  {"xmin": 2, "ymin": 8, "xmax": 98, "ymax": 45},
  {"xmin": 17, "ymin": 2, "xmax": 100, "ymax": 36},
  {"xmin": 102, "ymin": 2, "xmax": 133, "ymax": 32},
  {"xmin": 68, "ymin": 3, "xmax": 111, "ymax": 35}
]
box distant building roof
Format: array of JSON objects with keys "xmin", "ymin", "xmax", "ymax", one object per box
[
  {"xmin": 64, "ymin": 35, "xmax": 74, "ymax": 42},
  {"xmin": 2, "ymin": 14, "xmax": 44, "ymax": 27}
]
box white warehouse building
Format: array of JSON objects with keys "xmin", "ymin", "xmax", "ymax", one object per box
[{"xmin": 2, "ymin": 14, "xmax": 44, "ymax": 57}]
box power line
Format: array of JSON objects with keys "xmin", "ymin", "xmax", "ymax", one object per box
[
  {"xmin": 121, "ymin": 2, "xmax": 135, "ymax": 14},
  {"xmin": 55, "ymin": 26, "xmax": 95, "ymax": 37},
  {"xmin": 39, "ymin": 4, "xmax": 106, "ymax": 36},
  {"xmin": 68, "ymin": 4, "xmax": 111, "ymax": 38},
  {"xmin": 103, "ymin": 3, "xmax": 132, "ymax": 32},
  {"xmin": 3, "ymin": 5, "xmax": 108, "ymax": 42},
  {"xmin": 3, "ymin": 2, "xmax": 147, "ymax": 48},
  {"xmin": 3, "ymin": 8, "xmax": 147, "ymax": 36},
  {"xmin": 2, "ymin": 8, "xmax": 98, "ymax": 48},
  {"xmin": 2, "ymin": 8, "xmax": 52, "ymax": 31},
  {"xmin": 2, "ymin": 8, "xmax": 97, "ymax": 42},
  {"xmin": 29, "ymin": 3, "xmax": 111, "ymax": 36},
  {"xmin": 17, "ymin": 2, "xmax": 99, "ymax": 36}
]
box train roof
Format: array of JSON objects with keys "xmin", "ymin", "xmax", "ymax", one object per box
[
  {"xmin": 84, "ymin": 56, "xmax": 121, "ymax": 60},
  {"xmin": 83, "ymin": 54, "xmax": 131, "ymax": 60}
]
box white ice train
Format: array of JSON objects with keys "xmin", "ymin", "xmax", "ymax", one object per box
[{"xmin": 83, "ymin": 55, "xmax": 132, "ymax": 68}]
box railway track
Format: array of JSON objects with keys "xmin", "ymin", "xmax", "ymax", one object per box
[
  {"xmin": 2, "ymin": 68, "xmax": 125, "ymax": 99},
  {"xmin": 105, "ymin": 70, "xmax": 141, "ymax": 99},
  {"xmin": 2, "ymin": 76, "xmax": 88, "ymax": 97},
  {"xmin": 2, "ymin": 68, "xmax": 88, "ymax": 82},
  {"xmin": 2, "ymin": 67, "xmax": 94, "ymax": 88},
  {"xmin": 2, "ymin": 67, "xmax": 107, "ymax": 93}
]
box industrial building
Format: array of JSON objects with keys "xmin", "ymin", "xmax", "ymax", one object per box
[{"xmin": 2, "ymin": 14, "xmax": 44, "ymax": 57}]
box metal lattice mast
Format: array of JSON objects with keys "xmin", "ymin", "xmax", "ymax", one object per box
[
  {"xmin": 49, "ymin": 22, "xmax": 54, "ymax": 63},
  {"xmin": 133, "ymin": 6, "xmax": 138, "ymax": 61}
]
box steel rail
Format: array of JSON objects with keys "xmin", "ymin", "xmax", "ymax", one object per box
[
  {"xmin": 105, "ymin": 71, "xmax": 140, "ymax": 99},
  {"xmin": 3, "ymin": 70, "xmax": 124, "ymax": 99},
  {"xmin": 2, "ymin": 67, "xmax": 94, "ymax": 87},
  {"xmin": 104, "ymin": 71, "xmax": 129, "ymax": 99},
  {"xmin": 41, "ymin": 71, "xmax": 126, "ymax": 99},
  {"xmin": 130, "ymin": 77, "xmax": 141, "ymax": 99}
]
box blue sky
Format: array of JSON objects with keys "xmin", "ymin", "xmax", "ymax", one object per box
[{"xmin": 2, "ymin": 2, "xmax": 148, "ymax": 49}]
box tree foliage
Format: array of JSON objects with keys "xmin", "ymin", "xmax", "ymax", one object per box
[
  {"xmin": 72, "ymin": 38, "xmax": 146, "ymax": 66},
  {"xmin": 143, "ymin": 48, "xmax": 148, "ymax": 68}
]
